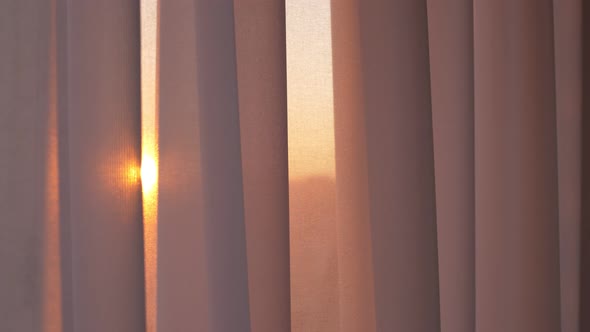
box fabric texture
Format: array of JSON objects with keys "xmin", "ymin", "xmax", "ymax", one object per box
[{"xmin": 1, "ymin": 0, "xmax": 588, "ymax": 331}]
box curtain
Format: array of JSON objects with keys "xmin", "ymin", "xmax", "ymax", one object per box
[{"xmin": 0, "ymin": 0, "xmax": 587, "ymax": 332}]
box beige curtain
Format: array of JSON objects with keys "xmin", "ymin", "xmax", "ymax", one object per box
[
  {"xmin": 1, "ymin": 1, "xmax": 145, "ymax": 331},
  {"xmin": 0, "ymin": 0, "xmax": 587, "ymax": 332}
]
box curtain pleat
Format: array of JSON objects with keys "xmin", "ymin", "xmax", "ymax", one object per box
[
  {"xmin": 553, "ymin": 1, "xmax": 582, "ymax": 332},
  {"xmin": 157, "ymin": 1, "xmax": 209, "ymax": 331},
  {"xmin": 159, "ymin": 1, "xmax": 291, "ymax": 331},
  {"xmin": 474, "ymin": 1, "xmax": 561, "ymax": 331},
  {"xmin": 427, "ymin": 1, "xmax": 475, "ymax": 332},
  {"xmin": 234, "ymin": 1, "xmax": 291, "ymax": 332},
  {"xmin": 192, "ymin": 1, "xmax": 251, "ymax": 331},
  {"xmin": 1, "ymin": 1, "xmax": 55, "ymax": 330},
  {"xmin": 331, "ymin": 0, "xmax": 376, "ymax": 331},
  {"xmin": 64, "ymin": 1, "xmax": 145, "ymax": 331},
  {"xmin": 332, "ymin": 1, "xmax": 441, "ymax": 331},
  {"xmin": 581, "ymin": 0, "xmax": 590, "ymax": 330}
]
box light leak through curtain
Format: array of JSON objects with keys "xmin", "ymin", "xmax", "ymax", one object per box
[{"xmin": 140, "ymin": 1, "xmax": 159, "ymax": 332}]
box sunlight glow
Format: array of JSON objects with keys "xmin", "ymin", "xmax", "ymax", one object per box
[
  {"xmin": 141, "ymin": 155, "xmax": 158, "ymax": 194},
  {"xmin": 141, "ymin": 0, "xmax": 159, "ymax": 331},
  {"xmin": 126, "ymin": 165, "xmax": 140, "ymax": 185}
]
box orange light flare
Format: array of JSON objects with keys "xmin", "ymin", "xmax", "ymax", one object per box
[
  {"xmin": 141, "ymin": 155, "xmax": 158, "ymax": 195},
  {"xmin": 126, "ymin": 164, "xmax": 141, "ymax": 185}
]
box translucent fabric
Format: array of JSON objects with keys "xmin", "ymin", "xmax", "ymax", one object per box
[{"xmin": 0, "ymin": 0, "xmax": 587, "ymax": 332}]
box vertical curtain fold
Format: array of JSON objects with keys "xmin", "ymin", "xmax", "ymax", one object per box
[
  {"xmin": 64, "ymin": 1, "xmax": 145, "ymax": 331},
  {"xmin": 553, "ymin": 1, "xmax": 582, "ymax": 332},
  {"xmin": 332, "ymin": 1, "xmax": 440, "ymax": 331},
  {"xmin": 157, "ymin": 0, "xmax": 209, "ymax": 331},
  {"xmin": 158, "ymin": 1, "xmax": 291, "ymax": 331},
  {"xmin": 192, "ymin": 1, "xmax": 250, "ymax": 331},
  {"xmin": 331, "ymin": 0, "xmax": 376, "ymax": 331},
  {"xmin": 427, "ymin": 1, "xmax": 475, "ymax": 332},
  {"xmin": 234, "ymin": 1, "xmax": 291, "ymax": 332},
  {"xmin": 359, "ymin": 1, "xmax": 440, "ymax": 330},
  {"xmin": 0, "ymin": 1, "xmax": 54, "ymax": 330},
  {"xmin": 474, "ymin": 1, "xmax": 561, "ymax": 331},
  {"xmin": 581, "ymin": 0, "xmax": 590, "ymax": 330}
]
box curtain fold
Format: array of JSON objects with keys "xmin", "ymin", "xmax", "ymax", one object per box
[
  {"xmin": 157, "ymin": 0, "xmax": 208, "ymax": 331},
  {"xmin": 553, "ymin": 1, "xmax": 582, "ymax": 332},
  {"xmin": 474, "ymin": 1, "xmax": 561, "ymax": 331},
  {"xmin": 1, "ymin": 0, "xmax": 588, "ymax": 331},
  {"xmin": 65, "ymin": 1, "xmax": 145, "ymax": 331},
  {"xmin": 159, "ymin": 1, "xmax": 291, "ymax": 331},
  {"xmin": 581, "ymin": 0, "xmax": 590, "ymax": 330},
  {"xmin": 333, "ymin": 1, "xmax": 441, "ymax": 331},
  {"xmin": 331, "ymin": 0, "xmax": 376, "ymax": 331},
  {"xmin": 427, "ymin": 1, "xmax": 475, "ymax": 332},
  {"xmin": 234, "ymin": 2, "xmax": 291, "ymax": 332},
  {"xmin": 1, "ymin": 1, "xmax": 56, "ymax": 330},
  {"xmin": 331, "ymin": 0, "xmax": 584, "ymax": 331},
  {"xmin": 192, "ymin": 1, "xmax": 251, "ymax": 331}
]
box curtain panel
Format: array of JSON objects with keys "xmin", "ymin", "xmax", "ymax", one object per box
[{"xmin": 1, "ymin": 0, "xmax": 588, "ymax": 332}]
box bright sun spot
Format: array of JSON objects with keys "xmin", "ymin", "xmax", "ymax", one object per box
[{"xmin": 141, "ymin": 155, "xmax": 157, "ymax": 193}]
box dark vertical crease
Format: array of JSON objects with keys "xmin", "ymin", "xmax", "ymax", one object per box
[
  {"xmin": 551, "ymin": 4, "xmax": 561, "ymax": 332},
  {"xmin": 580, "ymin": 0, "xmax": 590, "ymax": 329},
  {"xmin": 549, "ymin": 4, "xmax": 562, "ymax": 331},
  {"xmin": 553, "ymin": 1, "xmax": 583, "ymax": 331}
]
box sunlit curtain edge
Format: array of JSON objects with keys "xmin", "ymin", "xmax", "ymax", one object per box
[{"xmin": 140, "ymin": 1, "xmax": 160, "ymax": 332}]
